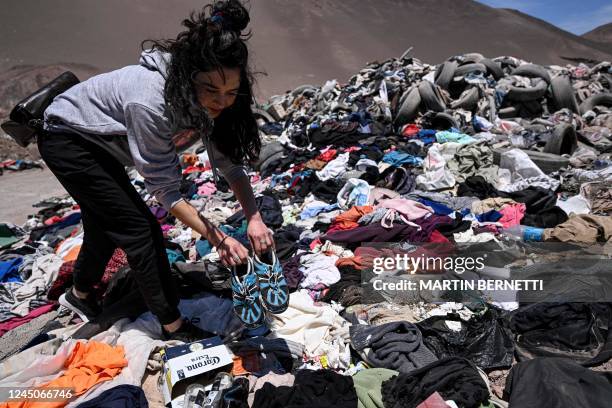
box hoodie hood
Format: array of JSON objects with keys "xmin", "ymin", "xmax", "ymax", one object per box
[{"xmin": 139, "ymin": 49, "xmax": 171, "ymax": 79}]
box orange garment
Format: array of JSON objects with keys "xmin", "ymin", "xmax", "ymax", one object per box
[
  {"xmin": 3, "ymin": 341, "xmax": 127, "ymax": 408},
  {"xmin": 328, "ymin": 206, "xmax": 373, "ymax": 233},
  {"xmin": 62, "ymin": 245, "xmax": 81, "ymax": 263},
  {"xmin": 231, "ymin": 352, "xmax": 261, "ymax": 376},
  {"xmin": 335, "ymin": 256, "xmax": 365, "ymax": 270},
  {"xmin": 304, "ymin": 159, "xmax": 327, "ymax": 170}
]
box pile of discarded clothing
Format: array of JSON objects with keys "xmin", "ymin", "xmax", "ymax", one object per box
[
  {"xmin": 1, "ymin": 52, "xmax": 611, "ymax": 408},
  {"xmin": 0, "ymin": 159, "xmax": 44, "ymax": 176}
]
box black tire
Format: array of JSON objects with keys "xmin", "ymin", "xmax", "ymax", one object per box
[
  {"xmin": 578, "ymin": 92, "xmax": 612, "ymax": 114},
  {"xmin": 462, "ymin": 53, "xmax": 484, "ymax": 63},
  {"xmin": 450, "ymin": 87, "xmax": 480, "ymax": 110},
  {"xmin": 493, "ymin": 149, "xmax": 570, "ymax": 174},
  {"xmin": 549, "ymin": 75, "xmax": 579, "ymax": 113},
  {"xmin": 505, "ymin": 79, "xmax": 548, "ymax": 102},
  {"xmin": 418, "ymin": 81, "xmax": 446, "ymax": 112},
  {"xmin": 544, "ymin": 123, "xmax": 577, "ymax": 155},
  {"xmin": 480, "ymin": 58, "xmax": 504, "ymax": 80},
  {"xmin": 435, "ymin": 61, "xmax": 458, "ymax": 90},
  {"xmin": 498, "ymin": 106, "xmax": 518, "ymax": 119},
  {"xmin": 599, "ymin": 73, "xmax": 612, "ymax": 91},
  {"xmin": 494, "ymin": 56, "xmax": 520, "ymax": 71},
  {"xmin": 430, "ymin": 112, "xmax": 459, "ymax": 130},
  {"xmin": 291, "ymin": 84, "xmax": 317, "ymax": 97},
  {"xmin": 252, "ymin": 108, "xmax": 275, "ymax": 124},
  {"xmin": 511, "ymin": 64, "xmax": 551, "ymax": 84},
  {"xmin": 454, "ymin": 63, "xmax": 487, "ymax": 77},
  {"xmin": 395, "ymin": 87, "xmax": 421, "ymax": 126}
]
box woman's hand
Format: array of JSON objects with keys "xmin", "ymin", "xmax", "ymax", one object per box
[
  {"xmin": 247, "ymin": 218, "xmax": 274, "ymax": 256},
  {"xmin": 217, "ymin": 236, "xmax": 249, "ymax": 267}
]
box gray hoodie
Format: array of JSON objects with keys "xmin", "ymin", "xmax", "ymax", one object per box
[{"xmin": 44, "ymin": 50, "xmax": 247, "ymax": 210}]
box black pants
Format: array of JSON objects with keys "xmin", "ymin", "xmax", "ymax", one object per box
[{"xmin": 38, "ymin": 131, "xmax": 180, "ymax": 325}]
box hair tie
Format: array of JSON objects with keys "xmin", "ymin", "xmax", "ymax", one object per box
[{"xmin": 210, "ymin": 11, "xmax": 224, "ymax": 25}]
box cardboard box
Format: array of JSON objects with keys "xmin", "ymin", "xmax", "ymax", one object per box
[{"xmin": 160, "ymin": 336, "xmax": 233, "ymax": 408}]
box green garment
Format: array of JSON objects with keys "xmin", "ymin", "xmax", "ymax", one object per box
[{"xmin": 353, "ymin": 368, "xmax": 398, "ymax": 408}]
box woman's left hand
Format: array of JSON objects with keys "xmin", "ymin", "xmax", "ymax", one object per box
[{"xmin": 247, "ymin": 218, "xmax": 274, "ymax": 255}]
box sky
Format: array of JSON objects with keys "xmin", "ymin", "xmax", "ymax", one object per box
[{"xmin": 477, "ymin": 0, "xmax": 612, "ymax": 35}]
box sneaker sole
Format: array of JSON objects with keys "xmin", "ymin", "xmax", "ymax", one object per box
[
  {"xmin": 254, "ymin": 273, "xmax": 289, "ymax": 314},
  {"xmin": 58, "ymin": 293, "xmax": 90, "ymax": 323}
]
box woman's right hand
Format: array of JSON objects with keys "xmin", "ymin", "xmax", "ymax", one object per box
[{"xmin": 216, "ymin": 236, "xmax": 249, "ymax": 267}]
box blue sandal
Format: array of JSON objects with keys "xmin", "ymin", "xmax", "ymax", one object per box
[
  {"xmin": 253, "ymin": 250, "xmax": 289, "ymax": 314},
  {"xmin": 231, "ymin": 259, "xmax": 266, "ymax": 328}
]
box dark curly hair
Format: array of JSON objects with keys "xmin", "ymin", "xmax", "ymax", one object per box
[{"xmin": 143, "ymin": 0, "xmax": 260, "ymax": 164}]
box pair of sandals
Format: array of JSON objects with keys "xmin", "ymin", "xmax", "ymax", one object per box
[{"xmin": 230, "ymin": 250, "xmax": 289, "ymax": 328}]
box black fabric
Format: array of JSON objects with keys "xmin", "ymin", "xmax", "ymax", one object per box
[
  {"xmin": 222, "ymin": 377, "xmax": 250, "ymax": 408},
  {"xmin": 507, "ymin": 302, "xmax": 612, "ymax": 366},
  {"xmin": 504, "ymin": 358, "xmax": 612, "ymax": 408},
  {"xmin": 397, "ymin": 141, "xmax": 424, "ymax": 157},
  {"xmin": 172, "ymin": 261, "xmax": 232, "ymax": 296},
  {"xmin": 521, "ymin": 205, "xmax": 568, "ymax": 228},
  {"xmin": 179, "ymin": 178, "xmax": 197, "ymax": 199},
  {"xmin": 502, "ymin": 186, "xmax": 557, "ymax": 214},
  {"xmin": 359, "ymin": 166, "xmax": 381, "ymax": 185},
  {"xmin": 377, "ymin": 166, "xmax": 418, "ymax": 195},
  {"xmin": 321, "ymin": 265, "xmax": 362, "ymax": 306},
  {"xmin": 417, "ymin": 307, "xmax": 514, "ymax": 371},
  {"xmin": 252, "ymin": 369, "xmax": 357, "ymax": 408},
  {"xmin": 348, "ymin": 146, "xmax": 384, "ymax": 166},
  {"xmin": 434, "ymin": 213, "xmax": 472, "ymax": 237},
  {"xmin": 350, "ymin": 321, "xmax": 438, "ymax": 373},
  {"xmin": 309, "ymin": 120, "xmax": 364, "ymax": 147},
  {"xmin": 273, "ymin": 225, "xmax": 303, "ymax": 261},
  {"xmin": 77, "ymin": 385, "xmax": 148, "ymax": 408},
  {"xmin": 226, "ymin": 190, "xmax": 283, "ymax": 229},
  {"xmin": 38, "ymin": 131, "xmax": 180, "ymax": 325},
  {"xmin": 381, "ymin": 357, "xmax": 489, "ymax": 408},
  {"xmin": 311, "ymin": 179, "xmax": 345, "ymax": 203},
  {"xmin": 456, "ymin": 176, "xmax": 500, "ymax": 199}
]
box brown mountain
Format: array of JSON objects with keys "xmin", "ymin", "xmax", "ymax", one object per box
[
  {"xmin": 581, "ymin": 23, "xmax": 612, "ymax": 54},
  {"xmin": 0, "ymin": 0, "xmax": 610, "ymax": 100}
]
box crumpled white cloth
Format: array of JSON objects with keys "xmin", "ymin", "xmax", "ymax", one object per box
[
  {"xmin": 268, "ymin": 290, "xmax": 351, "ymax": 370},
  {"xmin": 556, "ymin": 194, "xmax": 591, "ymax": 215},
  {"xmin": 453, "ymin": 229, "xmax": 498, "ymax": 243},
  {"xmin": 298, "ymin": 253, "xmax": 340, "ymax": 289},
  {"xmin": 497, "ymin": 149, "xmax": 560, "ymax": 192},
  {"xmin": 416, "ymin": 144, "xmax": 456, "ymax": 190},
  {"xmin": 316, "ymin": 152, "xmax": 349, "ymax": 181}
]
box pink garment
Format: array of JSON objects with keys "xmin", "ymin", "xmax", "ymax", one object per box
[
  {"xmin": 498, "ymin": 203, "xmax": 526, "ymax": 228},
  {"xmin": 0, "ymin": 303, "xmax": 58, "ymax": 337},
  {"xmin": 375, "ymin": 198, "xmax": 434, "ymax": 227},
  {"xmin": 197, "ymin": 182, "xmax": 217, "ymax": 196},
  {"xmin": 416, "ymin": 392, "xmax": 451, "ymax": 408},
  {"xmin": 344, "ymin": 146, "xmax": 361, "ymax": 153}
]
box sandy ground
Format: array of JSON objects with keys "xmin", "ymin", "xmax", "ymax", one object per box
[{"xmin": 0, "ymin": 167, "xmax": 67, "ymax": 224}]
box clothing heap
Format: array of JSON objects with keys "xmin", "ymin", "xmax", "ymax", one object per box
[
  {"xmin": 1, "ymin": 53, "xmax": 611, "ymax": 408},
  {"xmin": 0, "ymin": 159, "xmax": 44, "ymax": 176}
]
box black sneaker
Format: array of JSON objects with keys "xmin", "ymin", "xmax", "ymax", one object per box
[
  {"xmin": 162, "ymin": 319, "xmax": 216, "ymax": 343},
  {"xmin": 58, "ymin": 286, "xmax": 102, "ymax": 322}
]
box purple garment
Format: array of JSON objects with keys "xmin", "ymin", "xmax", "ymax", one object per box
[
  {"xmin": 281, "ymin": 254, "xmax": 305, "ymax": 290},
  {"xmin": 323, "ymin": 215, "xmax": 453, "ymax": 244}
]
